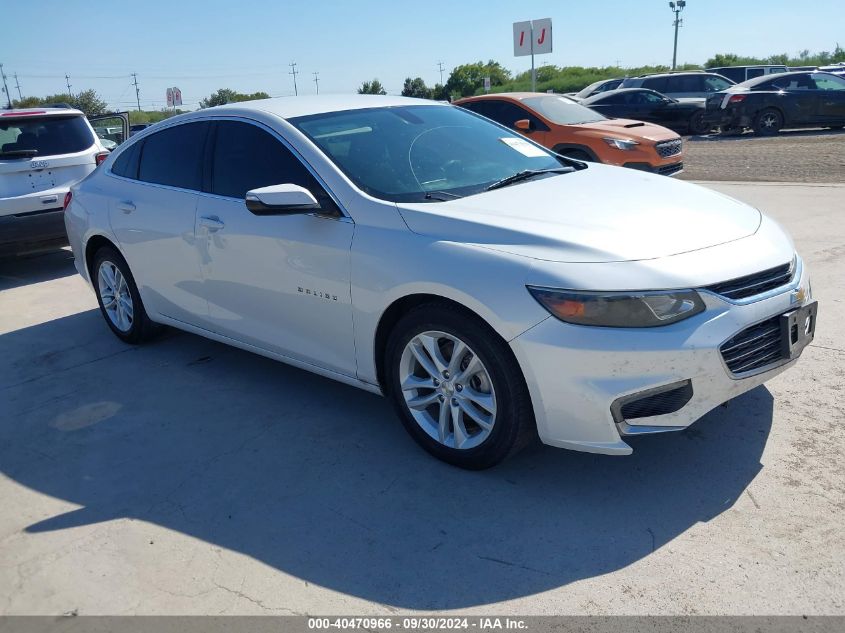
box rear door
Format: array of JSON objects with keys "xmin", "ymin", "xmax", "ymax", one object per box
[
  {"xmin": 107, "ymin": 121, "xmax": 211, "ymax": 324},
  {"xmin": 0, "ymin": 112, "xmax": 98, "ymax": 216}
]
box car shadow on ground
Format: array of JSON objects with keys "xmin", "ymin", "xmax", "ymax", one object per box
[
  {"xmin": 0, "ymin": 310, "xmax": 774, "ymax": 610},
  {"xmin": 688, "ymin": 127, "xmax": 845, "ymax": 142},
  {"xmin": 0, "ymin": 249, "xmax": 77, "ymax": 292}
]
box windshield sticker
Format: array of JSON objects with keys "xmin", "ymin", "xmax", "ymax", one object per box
[{"xmin": 499, "ymin": 137, "xmax": 548, "ymax": 158}]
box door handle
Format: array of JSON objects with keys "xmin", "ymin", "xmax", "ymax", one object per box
[
  {"xmin": 199, "ymin": 215, "xmax": 225, "ymax": 232},
  {"xmin": 117, "ymin": 201, "xmax": 135, "ymax": 214}
]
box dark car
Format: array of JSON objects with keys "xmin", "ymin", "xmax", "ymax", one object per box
[
  {"xmin": 705, "ymin": 71, "xmax": 845, "ymax": 135},
  {"xmin": 619, "ymin": 72, "xmax": 734, "ymax": 101},
  {"xmin": 566, "ymin": 78, "xmax": 624, "ymax": 102},
  {"xmin": 582, "ymin": 88, "xmax": 711, "ymax": 135}
]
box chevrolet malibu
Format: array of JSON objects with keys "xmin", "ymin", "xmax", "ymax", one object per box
[{"xmin": 65, "ymin": 95, "xmax": 817, "ymax": 469}]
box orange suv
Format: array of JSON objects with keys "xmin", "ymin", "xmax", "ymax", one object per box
[{"xmin": 454, "ymin": 92, "xmax": 683, "ymax": 176}]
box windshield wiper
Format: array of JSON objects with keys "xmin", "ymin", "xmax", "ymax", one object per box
[
  {"xmin": 424, "ymin": 190, "xmax": 463, "ymax": 201},
  {"xmin": 0, "ymin": 149, "xmax": 38, "ymax": 159},
  {"xmin": 485, "ymin": 167, "xmax": 573, "ymax": 192}
]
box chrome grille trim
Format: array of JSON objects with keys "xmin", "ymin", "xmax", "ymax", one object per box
[
  {"xmin": 720, "ymin": 315, "xmax": 786, "ymax": 376},
  {"xmin": 703, "ymin": 257, "xmax": 798, "ymax": 303},
  {"xmin": 655, "ymin": 138, "xmax": 683, "ymax": 158}
]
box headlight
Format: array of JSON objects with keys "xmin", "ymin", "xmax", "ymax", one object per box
[
  {"xmin": 602, "ymin": 137, "xmax": 640, "ymax": 151},
  {"xmin": 527, "ymin": 287, "xmax": 705, "ymax": 327}
]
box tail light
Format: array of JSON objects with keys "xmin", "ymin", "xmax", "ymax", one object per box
[
  {"xmin": 63, "ymin": 191, "xmax": 73, "ymax": 211},
  {"xmin": 728, "ymin": 94, "xmax": 747, "ymax": 105},
  {"xmin": 95, "ymin": 151, "xmax": 110, "ymax": 166}
]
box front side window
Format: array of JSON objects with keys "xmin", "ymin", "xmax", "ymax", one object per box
[
  {"xmin": 290, "ymin": 105, "xmax": 565, "ymax": 203},
  {"xmin": 137, "ymin": 122, "xmax": 209, "ymax": 190},
  {"xmin": 813, "ymin": 74, "xmax": 845, "ymax": 91},
  {"xmin": 521, "ymin": 96, "xmax": 606, "ymax": 124},
  {"xmin": 210, "ymin": 120, "xmax": 338, "ymax": 213},
  {"xmin": 482, "ymin": 101, "xmax": 548, "ymax": 131},
  {"xmin": 0, "ymin": 115, "xmax": 95, "ymax": 158},
  {"xmin": 668, "ymin": 75, "xmax": 703, "ymax": 93}
]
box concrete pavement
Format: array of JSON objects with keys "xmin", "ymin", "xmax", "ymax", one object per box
[{"xmin": 0, "ymin": 182, "xmax": 843, "ymax": 615}]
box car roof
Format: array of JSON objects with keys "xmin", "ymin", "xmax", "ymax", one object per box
[
  {"xmin": 628, "ymin": 71, "xmax": 709, "ymax": 79},
  {"xmin": 1, "ymin": 106, "xmax": 85, "ymax": 118},
  {"xmin": 581, "ymin": 87, "xmax": 661, "ymax": 102},
  {"xmin": 735, "ymin": 70, "xmax": 824, "ymax": 88},
  {"xmin": 211, "ymin": 94, "xmax": 441, "ymax": 119}
]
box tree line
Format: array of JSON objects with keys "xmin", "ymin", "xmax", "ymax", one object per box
[{"xmin": 9, "ymin": 44, "xmax": 843, "ymax": 118}]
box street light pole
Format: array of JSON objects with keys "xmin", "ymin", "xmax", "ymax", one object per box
[{"xmin": 669, "ymin": 1, "xmax": 686, "ymax": 70}]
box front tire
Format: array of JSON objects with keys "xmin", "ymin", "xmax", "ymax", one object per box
[
  {"xmin": 385, "ymin": 303, "xmax": 535, "ymax": 469},
  {"xmin": 753, "ymin": 108, "xmax": 783, "ymax": 136},
  {"xmin": 92, "ymin": 246, "xmax": 159, "ymax": 344}
]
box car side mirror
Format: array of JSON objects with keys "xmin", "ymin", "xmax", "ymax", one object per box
[
  {"xmin": 245, "ymin": 183, "xmax": 320, "ymax": 216},
  {"xmin": 514, "ymin": 119, "xmax": 533, "ymax": 131}
]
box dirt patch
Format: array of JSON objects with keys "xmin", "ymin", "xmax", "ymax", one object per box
[{"xmin": 679, "ymin": 129, "xmax": 845, "ymax": 183}]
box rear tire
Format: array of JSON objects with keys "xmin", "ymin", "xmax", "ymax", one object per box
[
  {"xmin": 753, "ymin": 108, "xmax": 783, "ymax": 136},
  {"xmin": 385, "ymin": 303, "xmax": 535, "ymax": 469},
  {"xmin": 689, "ymin": 111, "xmax": 710, "ymax": 135},
  {"xmin": 92, "ymin": 246, "xmax": 160, "ymax": 344}
]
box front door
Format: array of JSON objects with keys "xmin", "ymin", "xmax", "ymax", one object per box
[{"xmin": 197, "ymin": 119, "xmax": 357, "ymax": 376}]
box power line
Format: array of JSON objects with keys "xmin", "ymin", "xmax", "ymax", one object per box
[
  {"xmin": 289, "ymin": 61, "xmax": 299, "ymax": 96},
  {"xmin": 131, "ymin": 72, "xmax": 141, "ymax": 111},
  {"xmin": 313, "ymin": 71, "xmax": 319, "ymax": 95},
  {"xmin": 13, "ymin": 73, "xmax": 22, "ymax": 100}
]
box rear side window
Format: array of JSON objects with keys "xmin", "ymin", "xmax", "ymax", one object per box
[
  {"xmin": 111, "ymin": 142, "xmax": 141, "ymax": 179},
  {"xmin": 642, "ymin": 77, "xmax": 668, "ymax": 93},
  {"xmin": 0, "ymin": 115, "xmax": 95, "ymax": 158},
  {"xmin": 210, "ymin": 120, "xmax": 339, "ymax": 213},
  {"xmin": 138, "ymin": 122, "xmax": 209, "ymax": 190}
]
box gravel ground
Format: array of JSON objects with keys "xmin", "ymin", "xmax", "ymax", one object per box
[{"xmin": 680, "ymin": 129, "xmax": 845, "ymax": 183}]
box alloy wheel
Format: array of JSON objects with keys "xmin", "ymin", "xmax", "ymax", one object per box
[
  {"xmin": 398, "ymin": 330, "xmax": 497, "ymax": 450},
  {"xmin": 97, "ymin": 260, "xmax": 134, "ymax": 332}
]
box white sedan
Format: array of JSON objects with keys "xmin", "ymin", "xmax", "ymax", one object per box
[{"xmin": 64, "ymin": 95, "xmax": 817, "ymax": 469}]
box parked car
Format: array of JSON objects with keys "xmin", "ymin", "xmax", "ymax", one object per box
[
  {"xmin": 706, "ymin": 65, "xmax": 788, "ymax": 84},
  {"xmin": 620, "ymin": 71, "xmax": 734, "ymax": 101},
  {"xmin": 705, "ymin": 71, "xmax": 845, "ymax": 135},
  {"xmin": 0, "ymin": 107, "xmax": 119, "ymax": 257},
  {"xmin": 818, "ymin": 62, "xmax": 845, "ymax": 77},
  {"xmin": 65, "ymin": 95, "xmax": 816, "ymax": 469},
  {"xmin": 565, "ymin": 78, "xmax": 624, "ymax": 102},
  {"xmin": 130, "ymin": 123, "xmax": 152, "ymax": 137},
  {"xmin": 455, "ymin": 93, "xmax": 683, "ymax": 176},
  {"xmin": 582, "ymin": 88, "xmax": 711, "ymax": 135}
]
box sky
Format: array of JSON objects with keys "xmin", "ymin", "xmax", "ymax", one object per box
[{"xmin": 2, "ymin": 0, "xmax": 842, "ymax": 111}]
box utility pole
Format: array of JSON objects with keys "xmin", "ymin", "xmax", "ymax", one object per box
[
  {"xmin": 65, "ymin": 74, "xmax": 72, "ymax": 95},
  {"xmin": 289, "ymin": 61, "xmax": 299, "ymax": 96},
  {"xmin": 0, "ymin": 64, "xmax": 11, "ymax": 108},
  {"xmin": 313, "ymin": 71, "xmax": 319, "ymax": 94},
  {"xmin": 131, "ymin": 72, "xmax": 141, "ymax": 111},
  {"xmin": 437, "ymin": 61, "xmax": 445, "ymax": 85},
  {"xmin": 669, "ymin": 1, "xmax": 687, "ymax": 70},
  {"xmin": 13, "ymin": 73, "xmax": 22, "ymax": 100}
]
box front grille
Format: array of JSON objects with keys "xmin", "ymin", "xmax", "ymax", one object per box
[
  {"xmin": 705, "ymin": 261, "xmax": 794, "ymax": 301},
  {"xmin": 619, "ymin": 381, "xmax": 693, "ymax": 420},
  {"xmin": 658, "ymin": 162, "xmax": 683, "ymax": 176},
  {"xmin": 720, "ymin": 315, "xmax": 784, "ymax": 374},
  {"xmin": 655, "ymin": 138, "xmax": 683, "ymax": 158}
]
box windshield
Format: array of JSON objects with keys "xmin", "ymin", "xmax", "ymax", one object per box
[
  {"xmin": 0, "ymin": 115, "xmax": 95, "ymax": 158},
  {"xmin": 289, "ymin": 105, "xmax": 565, "ymax": 202},
  {"xmin": 521, "ymin": 96, "xmax": 606, "ymax": 125}
]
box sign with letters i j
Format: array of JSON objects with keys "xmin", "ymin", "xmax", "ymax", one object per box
[{"xmin": 513, "ymin": 18, "xmax": 553, "ymax": 56}]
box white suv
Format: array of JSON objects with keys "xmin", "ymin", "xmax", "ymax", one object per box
[{"xmin": 0, "ymin": 106, "xmax": 115, "ymax": 257}]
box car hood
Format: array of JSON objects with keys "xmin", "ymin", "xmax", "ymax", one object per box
[
  {"xmin": 576, "ymin": 118, "xmax": 678, "ymax": 142},
  {"xmin": 397, "ymin": 164, "xmax": 761, "ymax": 264}
]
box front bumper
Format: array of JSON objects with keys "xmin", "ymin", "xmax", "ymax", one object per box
[
  {"xmin": 622, "ymin": 161, "xmax": 684, "ymax": 177},
  {"xmin": 509, "ymin": 260, "xmax": 812, "ymax": 455}
]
